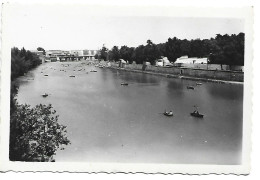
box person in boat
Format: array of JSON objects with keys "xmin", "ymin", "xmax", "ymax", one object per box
[
  {"xmin": 193, "ymin": 110, "xmax": 199, "ymax": 114},
  {"xmin": 164, "ymin": 110, "xmax": 173, "ymax": 115}
]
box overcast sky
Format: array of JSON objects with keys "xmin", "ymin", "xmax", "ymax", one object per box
[{"xmin": 5, "ymin": 4, "xmax": 244, "ymax": 51}]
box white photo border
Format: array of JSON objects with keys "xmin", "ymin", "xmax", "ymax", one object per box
[{"xmin": 0, "ymin": 3, "xmax": 253, "ymax": 174}]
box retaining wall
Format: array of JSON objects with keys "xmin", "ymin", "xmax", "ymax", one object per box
[
  {"xmin": 110, "ymin": 62, "xmax": 244, "ymax": 82},
  {"xmin": 176, "ymin": 64, "xmax": 244, "ymax": 72}
]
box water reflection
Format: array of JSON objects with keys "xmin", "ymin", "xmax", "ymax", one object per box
[{"xmin": 207, "ymin": 83, "xmax": 243, "ymax": 100}]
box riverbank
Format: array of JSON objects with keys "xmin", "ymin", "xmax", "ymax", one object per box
[{"xmin": 108, "ymin": 65, "xmax": 243, "ymax": 85}]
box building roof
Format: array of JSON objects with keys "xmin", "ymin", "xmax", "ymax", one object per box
[{"xmin": 175, "ymin": 56, "xmax": 208, "ymax": 64}]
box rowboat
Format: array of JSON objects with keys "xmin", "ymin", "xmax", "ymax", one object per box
[
  {"xmin": 42, "ymin": 93, "xmax": 48, "ymax": 98},
  {"xmin": 121, "ymin": 82, "xmax": 128, "ymax": 86},
  {"xmin": 164, "ymin": 111, "xmax": 173, "ymax": 116},
  {"xmin": 187, "ymin": 86, "xmax": 195, "ymax": 90},
  {"xmin": 190, "ymin": 111, "xmax": 204, "ymax": 118}
]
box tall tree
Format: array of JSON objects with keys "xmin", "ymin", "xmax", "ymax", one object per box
[
  {"xmin": 100, "ymin": 45, "xmax": 109, "ymax": 61},
  {"xmin": 110, "ymin": 46, "xmax": 120, "ymax": 61},
  {"xmin": 165, "ymin": 37, "xmax": 182, "ymax": 62},
  {"xmin": 143, "ymin": 40, "xmax": 161, "ymax": 64},
  {"xmin": 120, "ymin": 45, "xmax": 134, "ymax": 62}
]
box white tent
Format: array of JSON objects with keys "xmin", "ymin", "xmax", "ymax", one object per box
[
  {"xmin": 119, "ymin": 59, "xmax": 126, "ymax": 63},
  {"xmin": 175, "ymin": 56, "xmax": 208, "ymax": 64},
  {"xmin": 156, "ymin": 57, "xmax": 172, "ymax": 66}
]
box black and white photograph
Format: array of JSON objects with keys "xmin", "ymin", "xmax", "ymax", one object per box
[{"xmin": 0, "ymin": 1, "xmax": 254, "ymax": 175}]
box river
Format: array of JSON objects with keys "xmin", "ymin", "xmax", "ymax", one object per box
[{"xmin": 15, "ymin": 61, "xmax": 243, "ymax": 164}]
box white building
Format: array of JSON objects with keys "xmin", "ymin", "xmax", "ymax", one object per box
[
  {"xmin": 175, "ymin": 56, "xmax": 208, "ymax": 65},
  {"xmin": 70, "ymin": 50, "xmax": 83, "ymax": 56}
]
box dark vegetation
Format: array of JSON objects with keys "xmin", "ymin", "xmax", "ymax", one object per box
[
  {"xmin": 11, "ymin": 47, "xmax": 42, "ymax": 81},
  {"xmin": 98, "ymin": 33, "xmax": 245, "ymax": 66},
  {"xmin": 10, "ymin": 47, "xmax": 70, "ymax": 162},
  {"xmin": 37, "ymin": 47, "xmax": 46, "ymax": 55}
]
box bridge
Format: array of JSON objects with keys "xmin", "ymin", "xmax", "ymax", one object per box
[
  {"xmin": 47, "ymin": 55, "xmax": 96, "ymax": 62},
  {"xmin": 45, "ymin": 49, "xmax": 99, "ymax": 62}
]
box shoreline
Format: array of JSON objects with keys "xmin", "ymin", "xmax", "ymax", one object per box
[{"xmin": 108, "ymin": 66, "xmax": 244, "ymax": 85}]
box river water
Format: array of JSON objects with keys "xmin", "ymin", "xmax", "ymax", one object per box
[{"xmin": 15, "ymin": 61, "xmax": 243, "ymax": 164}]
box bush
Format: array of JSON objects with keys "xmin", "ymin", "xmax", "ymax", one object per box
[{"xmin": 9, "ymin": 104, "xmax": 70, "ymax": 162}]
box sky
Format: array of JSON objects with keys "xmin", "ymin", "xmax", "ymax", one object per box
[{"xmin": 4, "ymin": 4, "xmax": 245, "ymax": 51}]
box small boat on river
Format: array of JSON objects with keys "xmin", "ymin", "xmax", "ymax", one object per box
[
  {"xmin": 187, "ymin": 86, "xmax": 195, "ymax": 90},
  {"xmin": 164, "ymin": 111, "xmax": 173, "ymax": 116},
  {"xmin": 190, "ymin": 111, "xmax": 204, "ymax": 118},
  {"xmin": 44, "ymin": 74, "xmax": 48, "ymax": 76},
  {"xmin": 121, "ymin": 82, "xmax": 128, "ymax": 86},
  {"xmin": 196, "ymin": 82, "xmax": 203, "ymax": 86},
  {"xmin": 42, "ymin": 93, "xmax": 48, "ymax": 98},
  {"xmin": 69, "ymin": 75, "xmax": 75, "ymax": 77},
  {"xmin": 90, "ymin": 70, "xmax": 97, "ymax": 72},
  {"xmin": 190, "ymin": 105, "xmax": 204, "ymax": 118}
]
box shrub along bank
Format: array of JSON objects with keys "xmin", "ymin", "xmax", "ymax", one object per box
[{"xmin": 10, "ymin": 47, "xmax": 70, "ymax": 162}]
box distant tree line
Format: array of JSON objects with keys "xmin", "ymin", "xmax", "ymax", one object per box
[
  {"xmin": 97, "ymin": 33, "xmax": 244, "ymax": 66},
  {"xmin": 10, "ymin": 47, "xmax": 70, "ymax": 161}
]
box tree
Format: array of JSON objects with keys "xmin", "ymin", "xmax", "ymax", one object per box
[
  {"xmin": 100, "ymin": 45, "xmax": 109, "ymax": 61},
  {"xmin": 132, "ymin": 45, "xmax": 145, "ymax": 64},
  {"xmin": 11, "ymin": 47, "xmax": 42, "ymax": 80},
  {"xmin": 190, "ymin": 39, "xmax": 204, "ymax": 57},
  {"xmin": 165, "ymin": 37, "xmax": 182, "ymax": 62},
  {"xmin": 37, "ymin": 47, "xmax": 46, "ymax": 55},
  {"xmin": 209, "ymin": 33, "xmax": 245, "ymax": 67},
  {"xmin": 110, "ymin": 46, "xmax": 120, "ymax": 61},
  {"xmin": 120, "ymin": 45, "xmax": 134, "ymax": 62},
  {"xmin": 10, "ymin": 103, "xmax": 70, "ymax": 162},
  {"xmin": 143, "ymin": 40, "xmax": 161, "ymax": 64},
  {"xmin": 157, "ymin": 43, "xmax": 166, "ymax": 57},
  {"xmin": 179, "ymin": 39, "xmax": 191, "ymax": 56}
]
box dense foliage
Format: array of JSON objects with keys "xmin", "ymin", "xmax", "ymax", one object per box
[
  {"xmin": 10, "ymin": 47, "xmax": 70, "ymax": 161},
  {"xmin": 10, "ymin": 104, "xmax": 70, "ymax": 162},
  {"xmin": 99, "ymin": 46, "xmax": 109, "ymax": 60},
  {"xmin": 11, "ymin": 47, "xmax": 42, "ymax": 80},
  {"xmin": 37, "ymin": 47, "xmax": 46, "ymax": 55},
  {"xmin": 10, "ymin": 47, "xmax": 42, "ymax": 114},
  {"xmin": 99, "ymin": 33, "xmax": 244, "ymax": 66}
]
